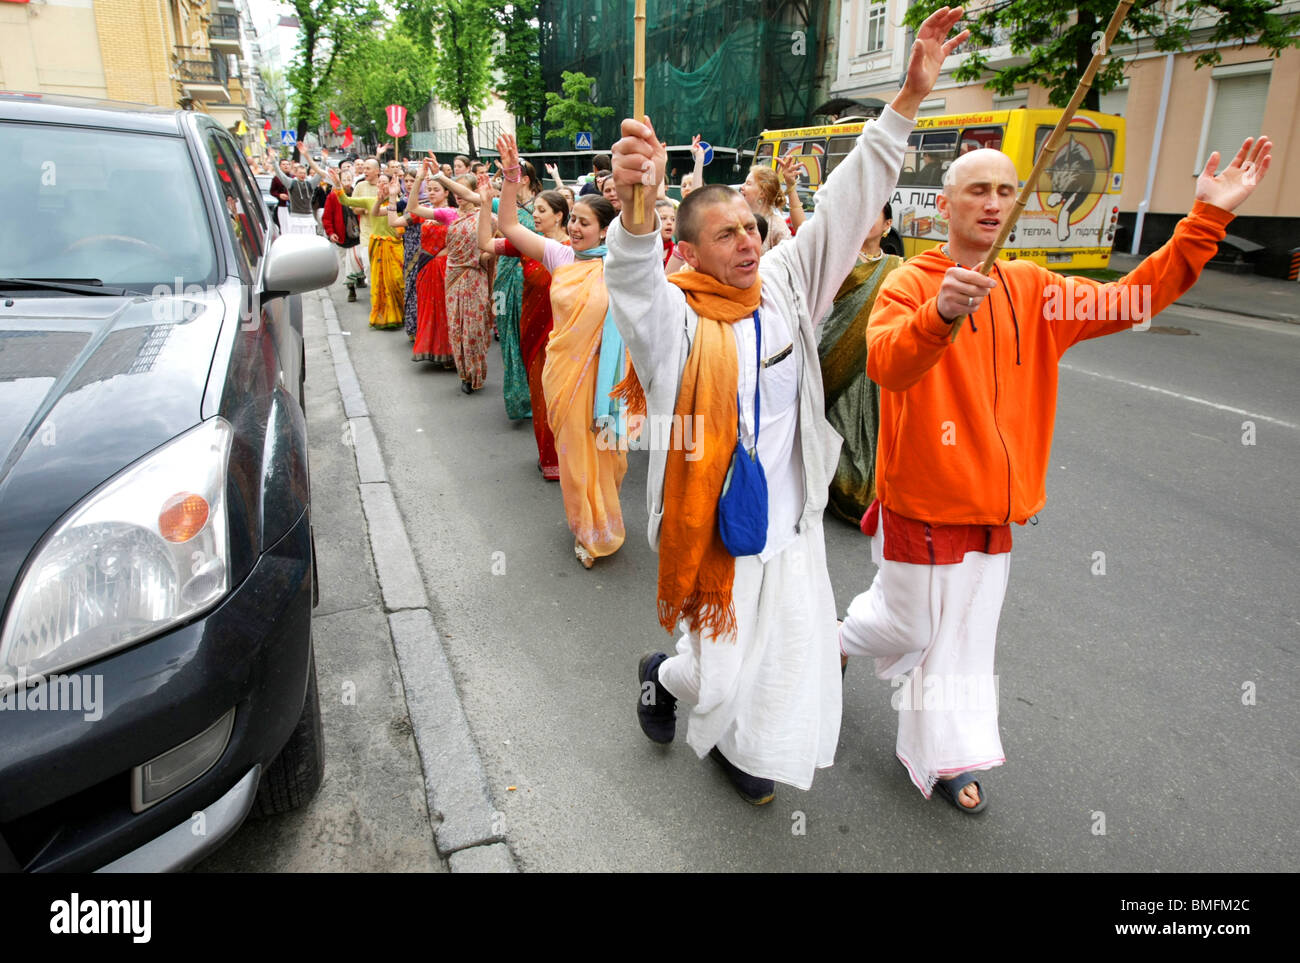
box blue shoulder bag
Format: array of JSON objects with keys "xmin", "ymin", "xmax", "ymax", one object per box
[{"xmin": 717, "ymin": 311, "xmax": 768, "ymax": 557}]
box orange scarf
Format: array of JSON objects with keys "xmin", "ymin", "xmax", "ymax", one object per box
[{"xmin": 614, "ymin": 271, "xmax": 762, "ymax": 640}]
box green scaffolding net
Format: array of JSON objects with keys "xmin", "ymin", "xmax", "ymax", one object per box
[{"xmin": 539, "ymin": 0, "xmax": 828, "ymax": 166}]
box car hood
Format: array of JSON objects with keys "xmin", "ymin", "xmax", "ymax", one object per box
[{"xmin": 0, "ymin": 292, "xmax": 224, "ymax": 610}]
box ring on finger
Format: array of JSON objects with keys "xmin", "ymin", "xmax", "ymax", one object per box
[{"xmin": 967, "ymin": 296, "xmax": 973, "ymax": 308}]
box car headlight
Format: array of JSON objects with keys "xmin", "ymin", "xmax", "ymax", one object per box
[{"xmin": 0, "ymin": 417, "xmax": 233, "ymax": 683}]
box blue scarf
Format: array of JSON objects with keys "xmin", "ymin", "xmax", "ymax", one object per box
[{"xmin": 576, "ymin": 245, "xmax": 625, "ymax": 438}]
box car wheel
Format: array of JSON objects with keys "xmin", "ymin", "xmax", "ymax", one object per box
[{"xmin": 254, "ymin": 645, "xmax": 325, "ymax": 816}]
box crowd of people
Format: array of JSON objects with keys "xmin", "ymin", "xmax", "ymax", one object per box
[{"xmin": 258, "ymin": 6, "xmax": 1271, "ymax": 819}]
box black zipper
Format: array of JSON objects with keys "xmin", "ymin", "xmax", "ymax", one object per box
[{"xmin": 988, "ymin": 295, "xmax": 1013, "ymax": 524}]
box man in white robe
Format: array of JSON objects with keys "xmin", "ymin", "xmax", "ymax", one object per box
[{"xmin": 605, "ymin": 8, "xmax": 970, "ymax": 803}]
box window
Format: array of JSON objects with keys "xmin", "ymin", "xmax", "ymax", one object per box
[
  {"xmin": 960, "ymin": 126, "xmax": 1004, "ymax": 153},
  {"xmin": 824, "ymin": 134, "xmax": 858, "ymax": 176},
  {"xmin": 862, "ymin": 0, "xmax": 888, "ymax": 54},
  {"xmin": 205, "ymin": 131, "xmax": 259, "ymax": 281},
  {"xmin": 992, "ymin": 91, "xmax": 1028, "ymax": 110},
  {"xmin": 1198, "ymin": 63, "xmax": 1270, "ymax": 172},
  {"xmin": 900, "ymin": 129, "xmax": 958, "ymax": 186},
  {"xmin": 1099, "ymin": 83, "xmax": 1129, "ymax": 117},
  {"xmin": 755, "ymin": 141, "xmax": 775, "ymax": 165}
]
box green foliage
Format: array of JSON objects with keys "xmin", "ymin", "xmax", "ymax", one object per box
[
  {"xmin": 286, "ymin": 0, "xmax": 378, "ymax": 140},
  {"xmin": 544, "ymin": 71, "xmax": 614, "ymax": 146},
  {"xmin": 332, "ymin": 30, "xmax": 435, "ymax": 148},
  {"xmin": 398, "ymin": 0, "xmax": 495, "ymax": 158},
  {"xmin": 904, "ymin": 0, "xmax": 1300, "ymax": 111},
  {"xmin": 492, "ymin": 0, "xmax": 545, "ymax": 150}
]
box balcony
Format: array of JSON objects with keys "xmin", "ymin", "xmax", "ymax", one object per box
[
  {"xmin": 210, "ymin": 13, "xmax": 241, "ymax": 52},
  {"xmin": 175, "ymin": 46, "xmax": 230, "ymax": 104}
]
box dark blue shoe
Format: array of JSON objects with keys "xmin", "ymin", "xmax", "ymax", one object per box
[
  {"xmin": 636, "ymin": 652, "xmax": 676, "ymax": 744},
  {"xmin": 709, "ymin": 747, "xmax": 775, "ymax": 806}
]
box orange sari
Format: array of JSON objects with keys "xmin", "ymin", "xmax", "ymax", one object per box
[{"xmin": 542, "ymin": 258, "xmax": 626, "ymax": 558}]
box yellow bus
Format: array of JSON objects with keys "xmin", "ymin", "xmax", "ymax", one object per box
[{"xmin": 755, "ymin": 109, "xmax": 1126, "ymax": 270}]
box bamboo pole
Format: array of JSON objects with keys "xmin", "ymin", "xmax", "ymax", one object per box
[
  {"xmin": 631, "ymin": 0, "xmax": 649, "ymax": 228},
  {"xmin": 950, "ymin": 0, "xmax": 1134, "ymax": 341}
]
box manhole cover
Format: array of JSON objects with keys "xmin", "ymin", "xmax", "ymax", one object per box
[{"xmin": 1147, "ymin": 325, "xmax": 1198, "ymax": 335}]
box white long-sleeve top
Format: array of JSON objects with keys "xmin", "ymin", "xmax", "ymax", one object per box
[{"xmin": 604, "ymin": 106, "xmax": 914, "ymax": 553}]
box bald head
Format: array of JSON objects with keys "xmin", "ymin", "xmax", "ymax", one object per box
[{"xmin": 943, "ymin": 148, "xmax": 1018, "ymax": 195}]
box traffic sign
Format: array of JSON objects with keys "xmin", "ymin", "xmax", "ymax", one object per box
[
  {"xmin": 575, "ymin": 131, "xmax": 592, "ymax": 150},
  {"xmin": 280, "ymin": 130, "xmax": 297, "ymax": 147},
  {"xmin": 698, "ymin": 140, "xmax": 714, "ymax": 166}
]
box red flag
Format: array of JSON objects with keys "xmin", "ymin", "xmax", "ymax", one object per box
[
  {"xmin": 263, "ymin": 118, "xmax": 271, "ymax": 132},
  {"xmin": 385, "ymin": 104, "xmax": 407, "ymax": 138},
  {"xmin": 329, "ymin": 110, "xmax": 341, "ymax": 132},
  {"xmin": 342, "ymin": 125, "xmax": 353, "ymax": 149}
]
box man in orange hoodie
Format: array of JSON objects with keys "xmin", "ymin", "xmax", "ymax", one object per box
[{"xmin": 839, "ymin": 135, "xmax": 1273, "ymax": 813}]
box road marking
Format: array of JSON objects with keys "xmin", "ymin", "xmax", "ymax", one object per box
[{"xmin": 1059, "ymin": 363, "xmax": 1300, "ymax": 430}]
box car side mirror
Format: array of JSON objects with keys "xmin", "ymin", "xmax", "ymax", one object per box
[{"xmin": 262, "ymin": 234, "xmax": 338, "ymax": 301}]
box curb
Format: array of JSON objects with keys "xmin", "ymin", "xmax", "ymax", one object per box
[{"xmin": 316, "ymin": 290, "xmax": 517, "ymax": 873}]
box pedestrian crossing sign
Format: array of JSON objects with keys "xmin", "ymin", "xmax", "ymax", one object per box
[
  {"xmin": 281, "ymin": 130, "xmax": 297, "ymax": 147},
  {"xmin": 575, "ymin": 131, "xmax": 592, "ymax": 150}
]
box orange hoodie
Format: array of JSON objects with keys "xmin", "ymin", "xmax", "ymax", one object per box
[{"xmin": 867, "ymin": 201, "xmax": 1233, "ymax": 526}]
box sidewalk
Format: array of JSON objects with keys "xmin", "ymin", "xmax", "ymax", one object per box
[
  {"xmin": 1110, "ymin": 252, "xmax": 1298, "ymax": 323},
  {"xmin": 314, "ymin": 288, "xmax": 516, "ymax": 874}
]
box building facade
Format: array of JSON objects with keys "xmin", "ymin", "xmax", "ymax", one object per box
[
  {"xmin": 827, "ymin": 0, "xmax": 1300, "ymax": 277},
  {"xmin": 1, "ymin": 0, "xmax": 259, "ymax": 149}
]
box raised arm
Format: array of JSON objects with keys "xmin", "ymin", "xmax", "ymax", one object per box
[
  {"xmin": 545, "ymin": 162, "xmax": 565, "ymax": 192},
  {"xmin": 489, "ymin": 134, "xmax": 547, "ymax": 261},
  {"xmin": 689, "ymin": 134, "xmax": 706, "ymax": 191},
  {"xmin": 607, "ymin": 114, "xmax": 687, "ymax": 389},
  {"xmin": 776, "ymin": 155, "xmax": 806, "ymax": 233},
  {"xmin": 776, "ymin": 5, "xmax": 967, "ymax": 327},
  {"xmin": 476, "ymin": 170, "xmax": 500, "ymax": 254}
]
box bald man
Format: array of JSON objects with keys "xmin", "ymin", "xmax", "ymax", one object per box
[{"xmin": 840, "ymin": 138, "xmax": 1272, "ymax": 813}]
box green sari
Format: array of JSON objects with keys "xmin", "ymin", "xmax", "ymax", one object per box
[
  {"xmin": 494, "ymin": 201, "xmax": 533, "ymax": 420},
  {"xmin": 817, "ymin": 253, "xmax": 901, "ymax": 524}
]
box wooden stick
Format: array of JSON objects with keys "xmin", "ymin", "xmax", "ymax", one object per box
[
  {"xmin": 950, "ymin": 0, "xmax": 1134, "ymax": 341},
  {"xmin": 632, "ymin": 0, "xmax": 648, "ymax": 227}
]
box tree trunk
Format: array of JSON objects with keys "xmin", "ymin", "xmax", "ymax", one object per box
[{"xmin": 461, "ymin": 100, "xmax": 477, "ymax": 160}]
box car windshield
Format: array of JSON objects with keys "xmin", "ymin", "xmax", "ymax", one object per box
[{"xmin": 0, "ymin": 122, "xmax": 218, "ymax": 291}]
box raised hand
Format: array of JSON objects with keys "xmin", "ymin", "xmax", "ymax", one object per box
[
  {"xmin": 689, "ymin": 133, "xmax": 703, "ymax": 160},
  {"xmin": 1196, "ymin": 136, "xmax": 1272, "ymax": 213},
  {"xmin": 612, "ymin": 115, "xmax": 668, "ymax": 233},
  {"xmin": 496, "ymin": 133, "xmax": 519, "ymax": 171},
  {"xmin": 545, "ymin": 162, "xmax": 561, "ymax": 180},
  {"xmin": 476, "ymin": 170, "xmax": 495, "ymax": 205},
  {"xmin": 776, "ymin": 154, "xmax": 802, "ymax": 189},
  {"xmin": 896, "ymin": 7, "xmax": 969, "ymax": 115}
]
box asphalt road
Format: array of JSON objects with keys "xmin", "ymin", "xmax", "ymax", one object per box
[{"xmin": 336, "ymin": 278, "xmax": 1298, "ymax": 872}]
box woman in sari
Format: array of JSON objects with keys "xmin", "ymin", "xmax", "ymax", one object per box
[
  {"xmin": 333, "ymin": 172, "xmax": 405, "ymax": 329},
  {"xmin": 443, "ymin": 173, "xmax": 493, "ymax": 393},
  {"xmin": 390, "ymin": 160, "xmax": 460, "ymax": 365},
  {"xmin": 817, "ymin": 203, "xmax": 902, "ymax": 524},
  {"xmin": 491, "ymin": 160, "xmax": 542, "ymax": 421},
  {"xmin": 486, "ymin": 135, "xmax": 626, "ymax": 568},
  {"xmin": 480, "ymin": 186, "xmax": 571, "ymax": 480},
  {"xmin": 397, "ymin": 171, "xmax": 421, "ymax": 340}
]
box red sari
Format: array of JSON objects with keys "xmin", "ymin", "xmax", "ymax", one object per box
[
  {"xmin": 412, "ymin": 215, "xmax": 454, "ymax": 365},
  {"xmin": 509, "ymin": 238, "xmax": 567, "ymax": 479}
]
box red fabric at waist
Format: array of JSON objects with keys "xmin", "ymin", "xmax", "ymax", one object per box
[{"xmin": 860, "ymin": 499, "xmax": 1011, "ymax": 564}]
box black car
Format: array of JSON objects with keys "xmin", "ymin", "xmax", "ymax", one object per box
[{"xmin": 0, "ymin": 93, "xmax": 338, "ymax": 871}]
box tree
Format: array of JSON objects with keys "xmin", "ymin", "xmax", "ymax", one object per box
[
  {"xmin": 286, "ymin": 0, "xmax": 377, "ymax": 149},
  {"xmin": 397, "ymin": 0, "xmax": 495, "ymax": 159},
  {"xmin": 259, "ymin": 64, "xmax": 290, "ymax": 130},
  {"xmin": 333, "ymin": 29, "xmax": 436, "ymax": 150},
  {"xmin": 492, "ymin": 1, "xmax": 545, "ymax": 150},
  {"xmin": 904, "ymin": 0, "xmax": 1300, "ymax": 111},
  {"xmin": 544, "ymin": 71, "xmax": 614, "ymax": 147}
]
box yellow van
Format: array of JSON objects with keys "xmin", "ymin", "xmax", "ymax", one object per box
[{"xmin": 755, "ymin": 109, "xmax": 1126, "ymax": 270}]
